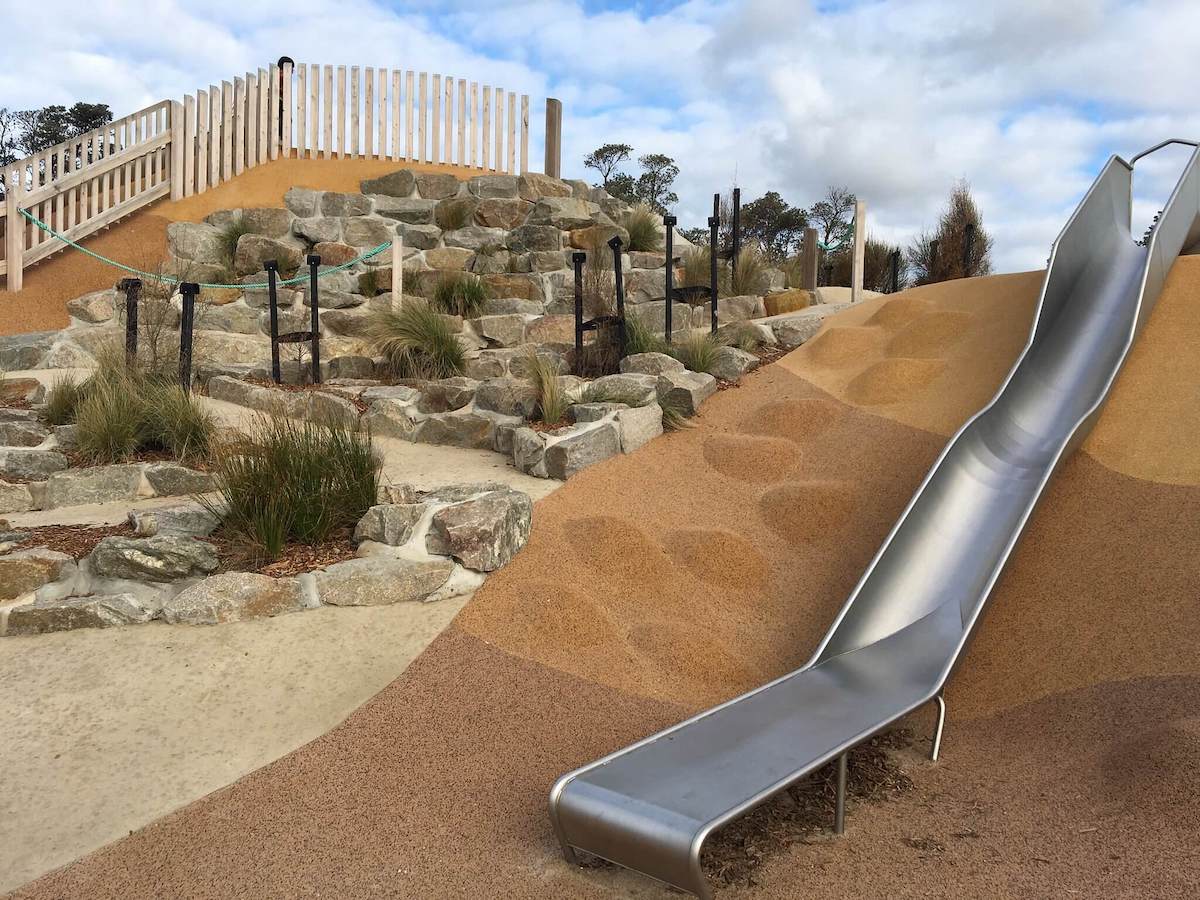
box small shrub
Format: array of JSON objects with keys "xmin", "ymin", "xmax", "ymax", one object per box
[
  {"xmin": 623, "ymin": 311, "xmax": 669, "ymax": 356},
  {"xmin": 368, "ymin": 300, "xmax": 465, "ymax": 379},
  {"xmin": 659, "ymin": 394, "xmax": 691, "ymax": 431},
  {"xmin": 721, "ymin": 324, "xmax": 764, "ymax": 353},
  {"xmin": 669, "ymin": 331, "xmax": 723, "ymax": 376},
  {"xmin": 680, "ymin": 246, "xmax": 714, "ymax": 289},
  {"xmin": 624, "ymin": 203, "xmax": 662, "ymax": 253},
  {"xmin": 216, "ymin": 218, "xmax": 255, "ymax": 269},
  {"xmin": 522, "ymin": 349, "xmax": 570, "ymax": 425},
  {"xmin": 730, "ymin": 244, "xmax": 768, "ymax": 296},
  {"xmin": 44, "ymin": 376, "xmax": 89, "ymax": 426},
  {"xmin": 431, "ymin": 273, "xmax": 488, "ymax": 318},
  {"xmin": 141, "ymin": 381, "xmax": 215, "ymax": 463},
  {"xmin": 203, "ymin": 413, "xmax": 380, "ymax": 561}
]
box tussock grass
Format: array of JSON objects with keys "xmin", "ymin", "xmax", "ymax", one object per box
[
  {"xmin": 624, "ymin": 203, "xmax": 663, "ymax": 253},
  {"xmin": 44, "ymin": 376, "xmax": 90, "ymax": 426},
  {"xmin": 202, "ymin": 414, "xmax": 380, "ymax": 560},
  {"xmin": 522, "ymin": 349, "xmax": 570, "ymax": 425},
  {"xmin": 431, "ymin": 272, "xmax": 489, "ymax": 318},
  {"xmin": 217, "ymin": 218, "xmax": 255, "ymax": 269},
  {"xmin": 368, "ymin": 300, "xmax": 465, "ymax": 379},
  {"xmin": 668, "ymin": 331, "xmax": 723, "ymax": 376},
  {"xmin": 623, "ymin": 311, "xmax": 670, "ymax": 356}
]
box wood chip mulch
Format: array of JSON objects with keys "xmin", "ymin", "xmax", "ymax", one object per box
[
  {"xmin": 203, "ymin": 528, "xmax": 359, "ymax": 577},
  {"xmin": 4, "ymin": 522, "xmax": 134, "ymax": 558},
  {"xmin": 699, "ymin": 729, "xmax": 916, "ymax": 887}
]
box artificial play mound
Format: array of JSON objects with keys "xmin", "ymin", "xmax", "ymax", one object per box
[{"xmin": 14, "ymin": 265, "xmax": 1200, "ymax": 899}]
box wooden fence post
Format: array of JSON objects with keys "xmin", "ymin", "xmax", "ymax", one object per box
[
  {"xmin": 852, "ymin": 200, "xmax": 867, "ymax": 303},
  {"xmin": 5, "ymin": 171, "xmax": 23, "ymax": 291},
  {"xmin": 800, "ymin": 227, "xmax": 819, "ymax": 292},
  {"xmin": 391, "ymin": 235, "xmax": 403, "ymax": 308},
  {"xmin": 169, "ymin": 101, "xmax": 185, "ymax": 201},
  {"xmin": 544, "ymin": 98, "xmax": 562, "ymax": 178}
]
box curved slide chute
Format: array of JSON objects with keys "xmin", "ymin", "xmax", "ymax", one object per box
[{"xmin": 547, "ymin": 140, "xmax": 1200, "ymax": 899}]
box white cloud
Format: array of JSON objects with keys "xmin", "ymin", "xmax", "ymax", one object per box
[{"xmin": 5, "ymin": 0, "xmax": 1200, "ymax": 271}]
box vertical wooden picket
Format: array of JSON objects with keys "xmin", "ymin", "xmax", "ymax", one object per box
[
  {"xmin": 378, "ymin": 68, "xmax": 387, "ymax": 157},
  {"xmin": 323, "ymin": 65, "xmax": 333, "ymax": 160},
  {"xmin": 268, "ymin": 64, "xmax": 280, "ymax": 161},
  {"xmin": 431, "ymin": 75, "xmax": 441, "ymax": 165},
  {"xmin": 309, "ymin": 64, "xmax": 320, "ymax": 159},
  {"xmin": 457, "ymin": 79, "xmax": 466, "ymax": 166},
  {"xmin": 350, "ymin": 67, "xmax": 361, "ymax": 158},
  {"xmin": 482, "ymin": 86, "xmax": 491, "ymax": 171},
  {"xmin": 418, "ymin": 73, "xmax": 427, "ymax": 163},
  {"xmin": 470, "ymin": 82, "xmax": 478, "ymax": 169},
  {"xmin": 334, "ymin": 66, "xmax": 345, "ymax": 157},
  {"xmin": 257, "ymin": 68, "xmax": 269, "ymax": 165},
  {"xmin": 520, "ymin": 94, "xmax": 529, "ymax": 174},
  {"xmin": 281, "ymin": 62, "xmax": 292, "ymax": 158},
  {"xmin": 507, "ymin": 91, "xmax": 516, "ymax": 175},
  {"xmin": 295, "ymin": 66, "xmax": 306, "ymax": 159},
  {"xmin": 246, "ymin": 72, "xmax": 258, "ymax": 168},
  {"xmin": 182, "ymin": 94, "xmax": 195, "ymax": 197},
  {"xmin": 196, "ymin": 89, "xmax": 209, "ymax": 194},
  {"xmin": 391, "ymin": 70, "xmax": 402, "ymax": 161},
  {"xmin": 495, "ymin": 88, "xmax": 505, "ymax": 173},
  {"xmin": 364, "ymin": 68, "xmax": 374, "ymax": 158},
  {"xmin": 444, "ymin": 76, "xmax": 453, "ymax": 163},
  {"xmin": 222, "ymin": 81, "xmax": 234, "ymax": 181},
  {"xmin": 405, "ymin": 71, "xmax": 415, "ymax": 161}
]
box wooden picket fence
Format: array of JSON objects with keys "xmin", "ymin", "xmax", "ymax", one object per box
[{"xmin": 2, "ymin": 61, "xmax": 560, "ymax": 291}]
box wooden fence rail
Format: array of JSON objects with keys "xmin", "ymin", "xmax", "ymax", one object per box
[{"xmin": 3, "ymin": 61, "xmax": 561, "ymax": 292}]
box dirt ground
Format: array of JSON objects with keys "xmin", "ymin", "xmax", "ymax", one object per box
[
  {"xmin": 10, "ymin": 259, "xmax": 1200, "ymax": 898},
  {"xmin": 0, "ymin": 157, "xmax": 485, "ymax": 336}
]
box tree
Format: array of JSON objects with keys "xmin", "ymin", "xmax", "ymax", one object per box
[
  {"xmin": 906, "ymin": 180, "xmax": 993, "ymax": 284},
  {"xmin": 584, "ymin": 143, "xmax": 632, "ymax": 190},
  {"xmin": 822, "ymin": 236, "xmax": 906, "ymax": 291},
  {"xmin": 740, "ymin": 191, "xmax": 807, "ymax": 261},
  {"xmin": 633, "ymin": 153, "xmax": 679, "ymax": 213},
  {"xmin": 606, "ymin": 172, "xmax": 636, "ymax": 205},
  {"xmin": 67, "ymin": 102, "xmax": 112, "ymax": 136},
  {"xmin": 679, "ymin": 226, "xmax": 710, "ymax": 246},
  {"xmin": 0, "ymin": 109, "xmax": 16, "ymax": 166},
  {"xmin": 15, "ymin": 105, "xmax": 71, "ymax": 157},
  {"xmin": 809, "ymin": 185, "xmax": 856, "ymax": 248}
]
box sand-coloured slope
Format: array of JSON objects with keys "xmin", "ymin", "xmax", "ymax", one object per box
[{"xmin": 0, "ymin": 157, "xmax": 484, "ymax": 336}]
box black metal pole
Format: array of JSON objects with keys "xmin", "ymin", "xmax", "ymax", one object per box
[
  {"xmin": 266, "ymin": 260, "xmax": 281, "ymax": 384},
  {"xmin": 307, "ymin": 254, "xmax": 322, "ymax": 383},
  {"xmin": 119, "ymin": 278, "xmax": 140, "ymax": 368},
  {"xmin": 708, "ymin": 212, "xmax": 719, "ymax": 334},
  {"xmin": 731, "ymin": 187, "xmax": 741, "ymax": 284},
  {"xmin": 179, "ymin": 282, "xmax": 198, "ymax": 391},
  {"xmin": 663, "ymin": 214, "xmax": 675, "ymax": 345},
  {"xmin": 890, "ymin": 250, "xmax": 900, "ymax": 294},
  {"xmin": 963, "ymin": 222, "xmax": 975, "ymax": 278},
  {"xmin": 277, "ymin": 57, "xmax": 294, "ymax": 144},
  {"xmin": 572, "ymin": 250, "xmax": 586, "ymax": 369},
  {"xmin": 609, "ymin": 236, "xmax": 626, "ymax": 358}
]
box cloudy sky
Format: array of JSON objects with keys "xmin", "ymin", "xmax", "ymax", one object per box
[{"xmin": 4, "ymin": 0, "xmax": 1199, "ymax": 271}]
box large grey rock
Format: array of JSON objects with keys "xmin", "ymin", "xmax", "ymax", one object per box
[
  {"xmin": 37, "ymin": 340, "xmax": 97, "ymax": 370},
  {"xmin": 545, "ymin": 422, "xmax": 621, "ymax": 479},
  {"xmin": 0, "ymin": 449, "xmax": 68, "ymax": 480},
  {"xmin": 768, "ymin": 304, "xmax": 848, "ymax": 348},
  {"xmin": 234, "ymin": 234, "xmax": 305, "ymax": 276},
  {"xmin": 482, "ymin": 297, "xmax": 543, "ymax": 317},
  {"xmin": 88, "ymin": 535, "xmax": 218, "ymax": 582},
  {"xmin": 569, "ymin": 222, "xmax": 630, "ymax": 250},
  {"xmin": 0, "ymin": 332, "xmax": 55, "ymax": 370},
  {"xmin": 474, "ymin": 377, "xmax": 537, "ymax": 418},
  {"xmin": 0, "ymin": 548, "xmax": 75, "ymax": 600},
  {"xmin": 413, "ymin": 409, "xmax": 504, "ymax": 449},
  {"xmin": 320, "ymin": 192, "xmax": 373, "ymax": 217},
  {"xmin": 414, "ymin": 172, "xmax": 460, "ymax": 200},
  {"xmin": 167, "ymin": 221, "xmax": 224, "ymax": 264},
  {"xmin": 7, "ymin": 593, "xmax": 159, "ymax": 635},
  {"xmin": 626, "ymin": 268, "xmax": 667, "ymax": 303},
  {"xmin": 321, "ymin": 307, "xmax": 373, "ymax": 337},
  {"xmin": 363, "ymin": 398, "xmax": 421, "ymax": 440},
  {"xmin": 353, "ymin": 503, "xmax": 427, "ymax": 546},
  {"xmin": 129, "ymin": 503, "xmax": 220, "ymax": 538},
  {"xmin": 467, "ymin": 174, "xmax": 519, "ymax": 199},
  {"xmin": 525, "ymin": 315, "xmax": 574, "ymax": 344},
  {"xmin": 527, "ymin": 250, "xmax": 568, "ymax": 272},
  {"xmin": 616, "ymin": 403, "xmax": 664, "ymax": 453},
  {"xmin": 479, "ymin": 273, "xmax": 544, "ymax": 304},
  {"xmin": 315, "ymin": 557, "xmax": 454, "ymax": 606},
  {"xmin": 0, "ymin": 420, "xmax": 49, "ymax": 447},
  {"xmin": 511, "ymin": 427, "xmax": 548, "ymax": 477},
  {"xmin": 505, "ymin": 224, "xmax": 563, "ymax": 253},
  {"xmin": 361, "ymin": 385, "xmax": 421, "ymax": 403},
  {"xmin": 342, "ymin": 217, "xmax": 396, "ymax": 249},
  {"xmin": 201, "ymin": 301, "xmax": 263, "ymax": 334},
  {"xmin": 144, "ymin": 463, "xmax": 215, "ymax": 497},
  {"xmin": 628, "ymin": 251, "xmax": 665, "ymax": 269},
  {"xmin": 444, "ymin": 225, "xmax": 508, "ymax": 251},
  {"xmin": 416, "ymin": 377, "xmax": 479, "ymax": 413},
  {"xmin": 709, "ymin": 346, "xmax": 760, "ymax": 382},
  {"xmin": 328, "ymin": 355, "xmax": 376, "ymax": 378},
  {"xmin": 194, "ymin": 331, "xmax": 275, "ymax": 366},
  {"xmin": 527, "ymin": 197, "xmax": 593, "ymax": 230},
  {"xmin": 425, "ymin": 488, "xmax": 532, "ymax": 571},
  {"xmin": 397, "ymin": 222, "xmax": 441, "ymax": 250},
  {"xmin": 586, "ymin": 373, "xmax": 658, "ymax": 406},
  {"xmin": 302, "ymin": 289, "xmax": 363, "ymax": 310},
  {"xmin": 472, "ymin": 314, "xmax": 530, "ymax": 348},
  {"xmin": 284, "ymin": 187, "xmax": 322, "ymax": 217},
  {"xmin": 620, "ymin": 352, "xmax": 684, "ymax": 376},
  {"xmin": 161, "ymin": 572, "xmax": 304, "ymax": 625},
  {"xmin": 370, "ymin": 195, "xmax": 436, "ymax": 224},
  {"xmin": 716, "ymin": 320, "xmax": 777, "ymax": 348},
  {"xmin": 360, "ymin": 169, "xmax": 416, "ymax": 197},
  {"xmin": 44, "ymin": 464, "xmax": 144, "ymax": 508},
  {"xmin": 516, "ymin": 173, "xmax": 573, "ymax": 201},
  {"xmin": 425, "ymin": 246, "xmax": 474, "ymax": 270},
  {"xmin": 239, "ymin": 208, "xmax": 296, "ymax": 238},
  {"xmin": 656, "ymin": 370, "xmax": 717, "ymax": 416},
  {"xmin": 571, "ymin": 402, "xmax": 627, "ymax": 423},
  {"xmin": 0, "ymin": 480, "xmax": 33, "ymax": 513},
  {"xmin": 67, "ymin": 288, "xmax": 117, "ymax": 323},
  {"xmin": 243, "ymin": 285, "xmax": 301, "ymax": 310},
  {"xmin": 293, "ymin": 216, "xmax": 344, "ymax": 244},
  {"xmin": 474, "ymin": 197, "xmax": 530, "ymax": 230},
  {"xmin": 433, "ymin": 196, "xmax": 480, "ymax": 230}
]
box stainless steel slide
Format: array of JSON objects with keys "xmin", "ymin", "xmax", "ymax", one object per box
[{"xmin": 548, "ymin": 140, "xmax": 1200, "ymax": 899}]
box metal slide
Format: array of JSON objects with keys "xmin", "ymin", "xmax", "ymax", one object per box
[{"xmin": 548, "ymin": 140, "xmax": 1200, "ymax": 899}]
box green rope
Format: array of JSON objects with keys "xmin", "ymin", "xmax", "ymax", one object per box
[{"xmin": 16, "ymin": 206, "xmax": 392, "ymax": 289}]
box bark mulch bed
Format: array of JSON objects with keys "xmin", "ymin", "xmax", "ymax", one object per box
[
  {"xmin": 203, "ymin": 527, "xmax": 359, "ymax": 578},
  {"xmin": 3, "ymin": 522, "xmax": 134, "ymax": 558}
]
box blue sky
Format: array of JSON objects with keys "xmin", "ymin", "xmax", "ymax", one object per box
[{"xmin": 4, "ymin": 0, "xmax": 1200, "ymax": 271}]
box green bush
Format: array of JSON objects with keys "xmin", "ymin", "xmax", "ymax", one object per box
[
  {"xmin": 669, "ymin": 331, "xmax": 723, "ymax": 376},
  {"xmin": 203, "ymin": 414, "xmax": 380, "ymax": 560},
  {"xmin": 216, "ymin": 218, "xmax": 255, "ymax": 270},
  {"xmin": 623, "ymin": 311, "xmax": 669, "ymax": 356},
  {"xmin": 624, "ymin": 203, "xmax": 662, "ymax": 253},
  {"xmin": 72, "ymin": 363, "xmax": 214, "ymax": 464},
  {"xmin": 431, "ymin": 273, "xmax": 489, "ymax": 318},
  {"xmin": 521, "ymin": 349, "xmax": 570, "ymax": 425},
  {"xmin": 368, "ymin": 300, "xmax": 465, "ymax": 379},
  {"xmin": 730, "ymin": 244, "xmax": 768, "ymax": 296},
  {"xmin": 43, "ymin": 376, "xmax": 90, "ymax": 426},
  {"xmin": 722, "ymin": 324, "xmax": 764, "ymax": 353}
]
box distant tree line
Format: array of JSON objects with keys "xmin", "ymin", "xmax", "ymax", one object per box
[
  {"xmin": 583, "ymin": 142, "xmax": 993, "ymax": 289},
  {"xmin": 0, "ymin": 102, "xmax": 114, "ymax": 194}
]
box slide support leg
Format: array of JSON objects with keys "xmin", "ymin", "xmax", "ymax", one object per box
[
  {"xmin": 931, "ymin": 694, "xmax": 947, "ymax": 762},
  {"xmin": 834, "ymin": 751, "xmax": 847, "ymax": 835}
]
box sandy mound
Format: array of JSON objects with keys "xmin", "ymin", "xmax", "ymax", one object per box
[
  {"xmin": 803, "ymin": 326, "xmax": 883, "ymax": 368},
  {"xmin": 759, "ymin": 481, "xmax": 857, "ymax": 546},
  {"xmin": 702, "ymin": 433, "xmax": 802, "ymax": 483},
  {"xmin": 866, "ymin": 294, "xmax": 935, "ymax": 330},
  {"xmin": 739, "ymin": 397, "xmax": 844, "ymax": 444},
  {"xmin": 885, "ymin": 309, "xmax": 973, "ymax": 358},
  {"xmin": 846, "ymin": 357, "xmax": 947, "ymax": 406},
  {"xmin": 664, "ymin": 528, "xmax": 770, "ymax": 591}
]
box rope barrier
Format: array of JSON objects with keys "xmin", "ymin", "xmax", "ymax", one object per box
[{"xmin": 16, "ymin": 206, "xmax": 392, "ymax": 289}]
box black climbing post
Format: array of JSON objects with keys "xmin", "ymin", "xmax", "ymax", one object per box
[
  {"xmin": 708, "ymin": 207, "xmax": 720, "ymax": 335},
  {"xmin": 962, "ymin": 222, "xmax": 975, "ymax": 278},
  {"xmin": 307, "ymin": 254, "xmax": 322, "ymax": 384},
  {"xmin": 890, "ymin": 250, "xmax": 900, "ymax": 294},
  {"xmin": 277, "ymin": 57, "xmax": 294, "ymax": 142},
  {"xmin": 178, "ymin": 282, "xmax": 199, "ymax": 391},
  {"xmin": 664, "ymin": 214, "xmax": 675, "ymax": 345},
  {"xmin": 119, "ymin": 278, "xmax": 140, "ymax": 368},
  {"xmin": 731, "ymin": 187, "xmax": 742, "ymax": 283},
  {"xmin": 266, "ymin": 260, "xmax": 282, "ymax": 384},
  {"xmin": 609, "ymin": 235, "xmax": 627, "ymax": 357},
  {"xmin": 572, "ymin": 250, "xmax": 586, "ymax": 365}
]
